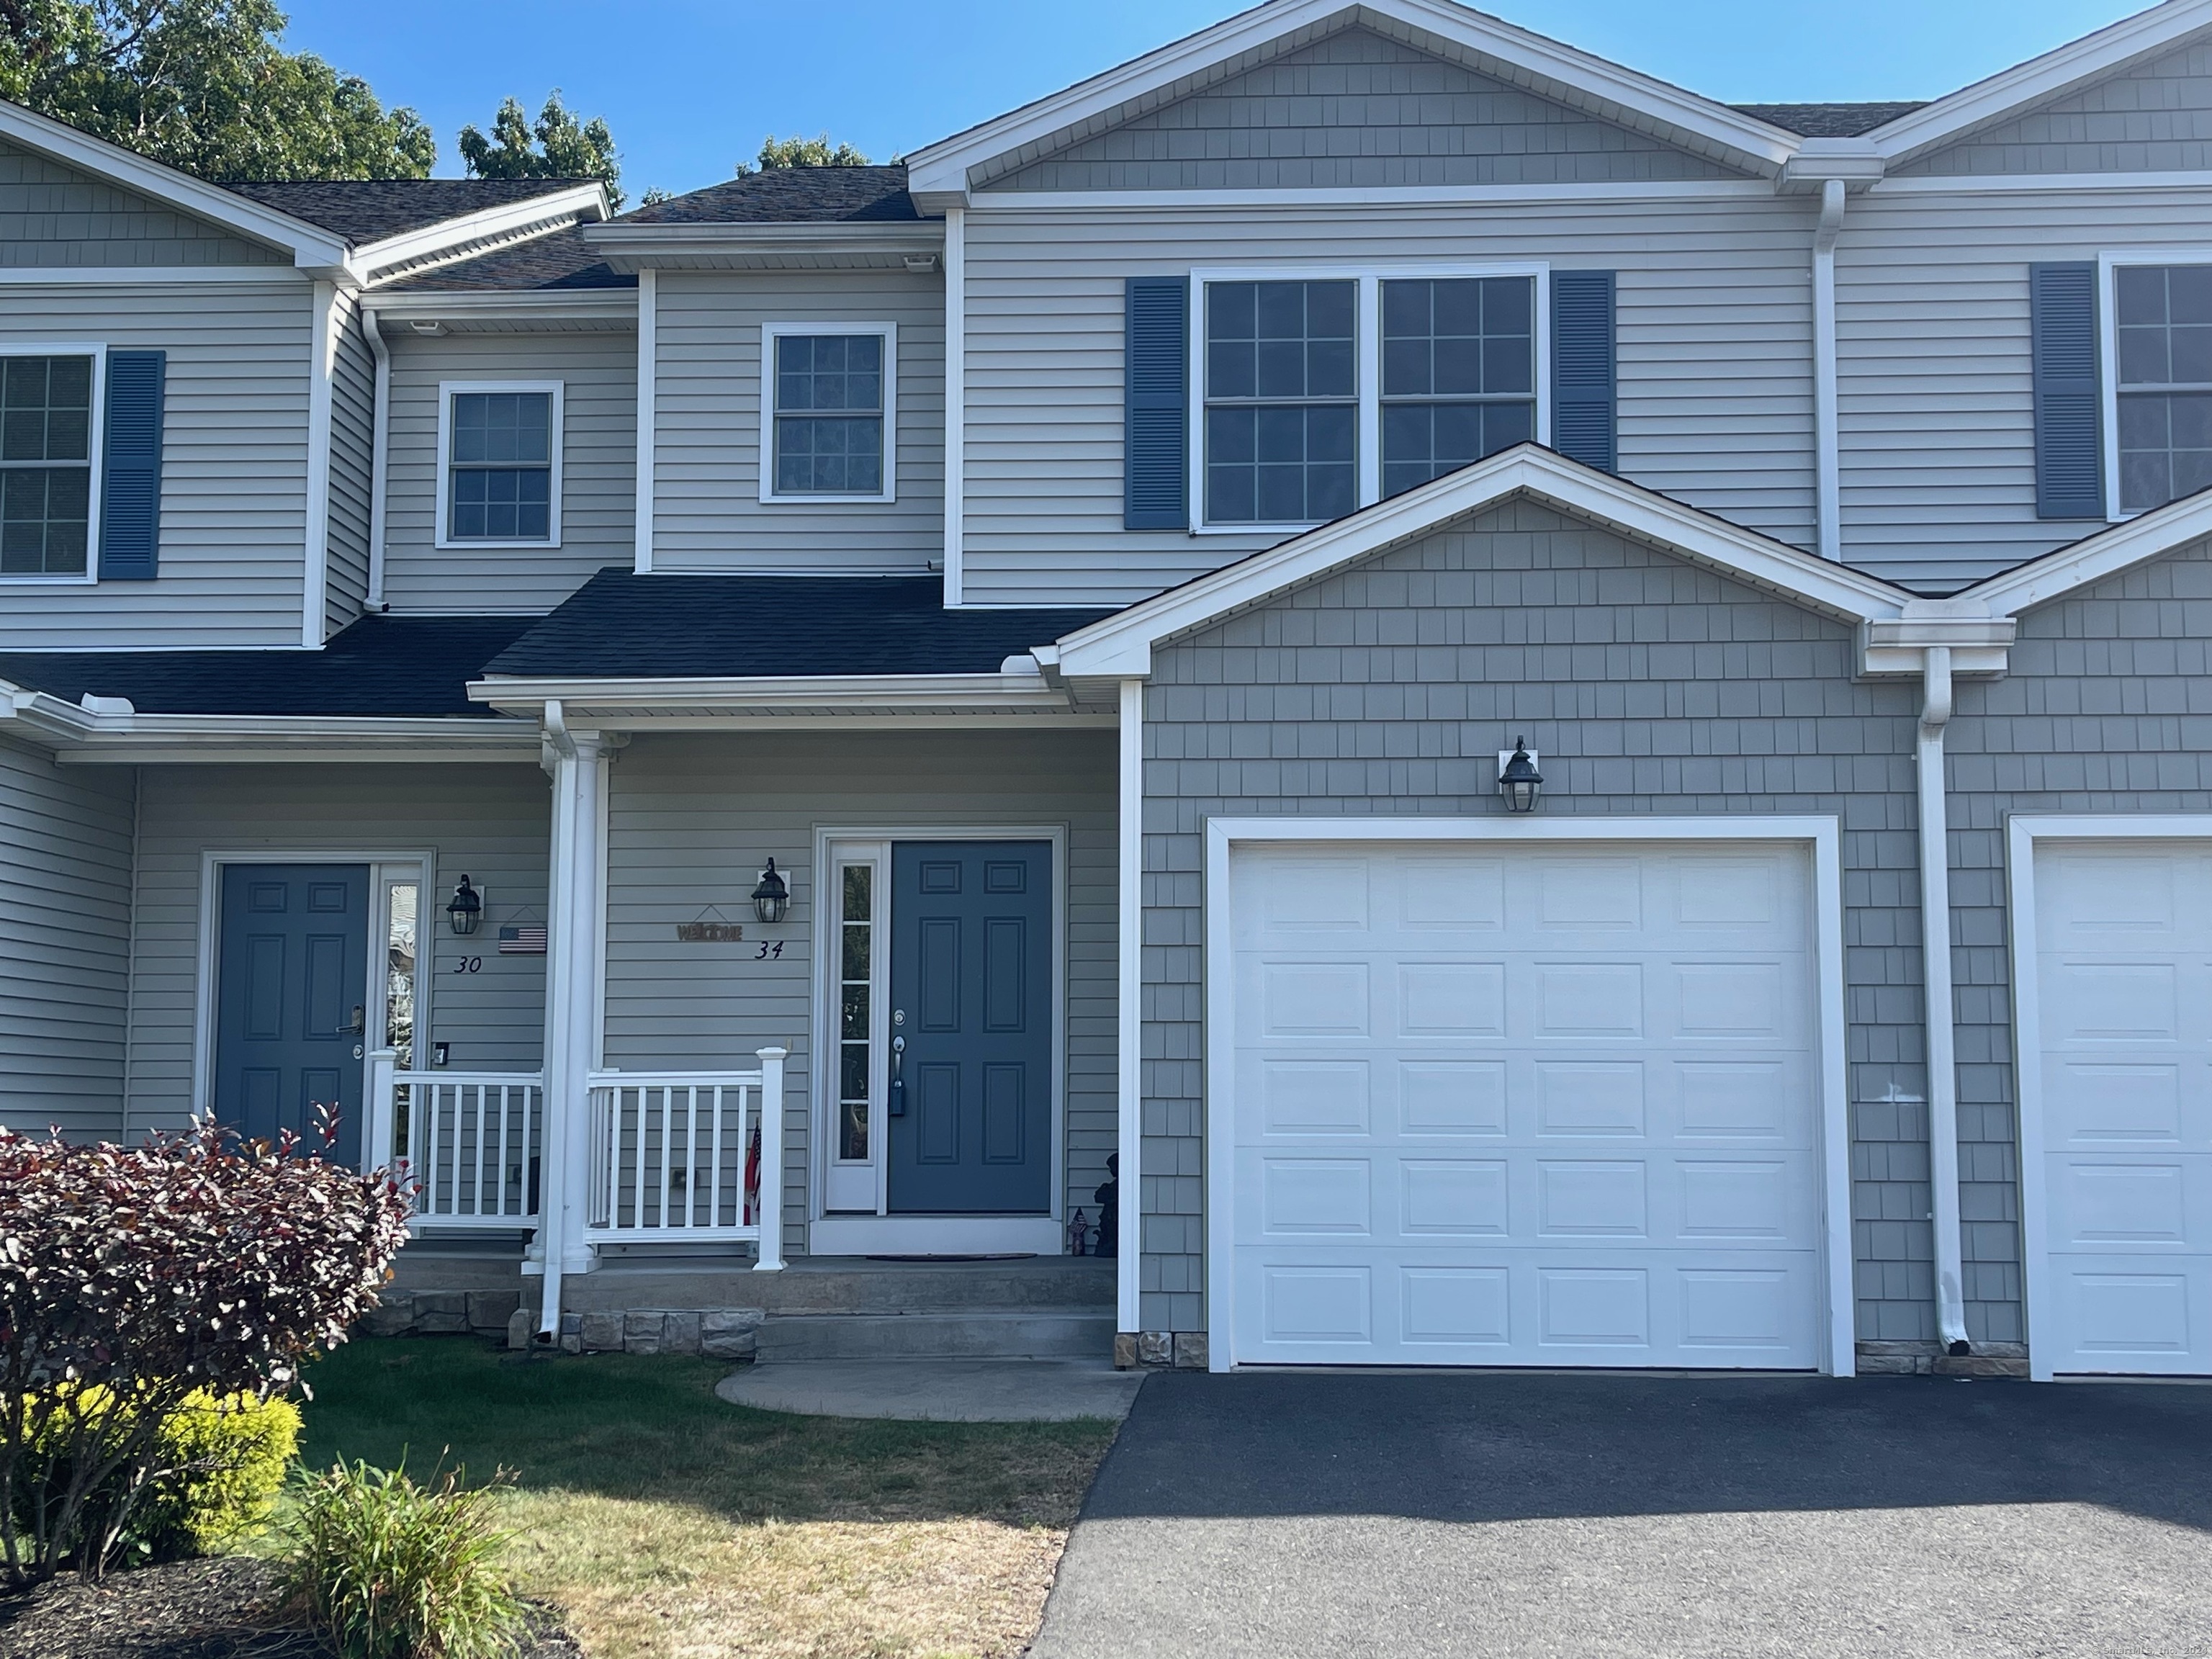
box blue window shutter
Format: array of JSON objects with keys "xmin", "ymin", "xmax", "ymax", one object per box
[
  {"xmin": 99, "ymin": 350, "xmax": 165, "ymax": 580},
  {"xmin": 1125, "ymin": 276, "xmax": 1189, "ymax": 529},
  {"xmin": 2031, "ymin": 263, "xmax": 2104, "ymax": 519},
  {"xmin": 1550, "ymin": 271, "xmax": 1617, "ymax": 473}
]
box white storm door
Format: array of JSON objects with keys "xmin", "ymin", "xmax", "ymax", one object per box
[
  {"xmin": 1228, "ymin": 840, "xmax": 1824, "ymax": 1370},
  {"xmin": 2032, "ymin": 840, "xmax": 2212, "ymax": 1375}
]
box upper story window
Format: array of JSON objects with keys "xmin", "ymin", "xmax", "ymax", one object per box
[
  {"xmin": 1, "ymin": 354, "xmax": 95, "ymax": 577},
  {"xmin": 2115, "ymin": 264, "xmax": 2212, "ymax": 514},
  {"xmin": 761, "ymin": 323, "xmax": 897, "ymax": 504},
  {"xmin": 437, "ymin": 383, "xmax": 561, "ymax": 547},
  {"xmin": 1195, "ymin": 267, "xmax": 1546, "ymax": 531}
]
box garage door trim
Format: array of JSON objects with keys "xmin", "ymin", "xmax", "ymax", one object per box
[
  {"xmin": 1203, "ymin": 815, "xmax": 1854, "ymax": 1376},
  {"xmin": 2008, "ymin": 813, "xmax": 2212, "ymax": 1382}
]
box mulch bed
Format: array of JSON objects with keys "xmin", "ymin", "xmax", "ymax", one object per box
[{"xmin": 0, "ymin": 1556, "xmax": 580, "ymax": 1659}]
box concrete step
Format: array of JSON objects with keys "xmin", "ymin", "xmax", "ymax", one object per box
[
  {"xmin": 559, "ymin": 1256, "xmax": 1117, "ymax": 1317},
  {"xmin": 756, "ymin": 1309, "xmax": 1116, "ymax": 1362}
]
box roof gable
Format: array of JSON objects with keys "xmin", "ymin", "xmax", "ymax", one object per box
[
  {"xmin": 0, "ymin": 135, "xmax": 287, "ymax": 268},
  {"xmin": 982, "ymin": 22, "xmax": 1746, "ymax": 193}
]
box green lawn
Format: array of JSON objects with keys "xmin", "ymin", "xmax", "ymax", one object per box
[{"xmin": 288, "ymin": 1339, "xmax": 1119, "ymax": 1659}]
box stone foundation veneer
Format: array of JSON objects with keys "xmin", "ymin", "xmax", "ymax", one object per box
[
  {"xmin": 1119, "ymin": 1331, "xmax": 1208, "ymax": 1370},
  {"xmin": 358, "ymin": 1291, "xmax": 764, "ymax": 1362}
]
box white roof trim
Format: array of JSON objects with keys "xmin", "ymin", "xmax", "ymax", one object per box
[
  {"xmin": 1956, "ymin": 487, "xmax": 2212, "ymax": 616},
  {"xmin": 904, "ymin": 0, "xmax": 1798, "ymax": 200},
  {"xmin": 1051, "ymin": 445, "xmax": 1912, "ymax": 678},
  {"xmin": 1867, "ymin": 0, "xmax": 2212, "ymax": 167},
  {"xmin": 349, "ymin": 183, "xmax": 609, "ymax": 283},
  {"xmin": 1, "ymin": 681, "xmax": 539, "ymax": 758},
  {"xmin": 469, "ymin": 670, "xmax": 1075, "ymax": 718},
  {"xmin": 0, "ymin": 99, "xmax": 350, "ymax": 270}
]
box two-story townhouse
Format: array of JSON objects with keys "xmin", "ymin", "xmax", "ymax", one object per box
[{"xmin": 11, "ymin": 0, "xmax": 2212, "ymax": 1384}]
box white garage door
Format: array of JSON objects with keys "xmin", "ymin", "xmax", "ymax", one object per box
[
  {"xmin": 1227, "ymin": 840, "xmax": 1826, "ymax": 1369},
  {"xmin": 2031, "ymin": 840, "xmax": 2212, "ymax": 1375}
]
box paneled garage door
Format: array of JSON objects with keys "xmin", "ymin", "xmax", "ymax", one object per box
[
  {"xmin": 1226, "ymin": 840, "xmax": 1826, "ymax": 1369},
  {"xmin": 2030, "ymin": 840, "xmax": 2212, "ymax": 1375}
]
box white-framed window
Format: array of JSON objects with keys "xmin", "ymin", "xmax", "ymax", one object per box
[
  {"xmin": 2103, "ymin": 251, "xmax": 2212, "ymax": 519},
  {"xmin": 1190, "ymin": 266, "xmax": 1549, "ymax": 534},
  {"xmin": 434, "ymin": 381, "xmax": 562, "ymax": 548},
  {"xmin": 0, "ymin": 341, "xmax": 104, "ymax": 583},
  {"xmin": 759, "ymin": 321, "xmax": 897, "ymax": 504}
]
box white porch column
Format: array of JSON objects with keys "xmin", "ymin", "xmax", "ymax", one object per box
[{"xmin": 1117, "ymin": 678, "xmax": 1143, "ymax": 1339}]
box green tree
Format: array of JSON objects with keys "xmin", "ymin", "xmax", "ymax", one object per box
[
  {"xmin": 739, "ymin": 132, "xmax": 870, "ymax": 176},
  {"xmin": 458, "ymin": 90, "xmax": 621, "ymax": 207},
  {"xmin": 0, "ymin": 0, "xmax": 435, "ymax": 179}
]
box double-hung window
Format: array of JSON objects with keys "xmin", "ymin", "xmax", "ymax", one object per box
[
  {"xmin": 2114, "ymin": 262, "xmax": 2212, "ymax": 514},
  {"xmin": 1195, "ymin": 268, "xmax": 1545, "ymax": 530},
  {"xmin": 762, "ymin": 323, "xmax": 896, "ymax": 503},
  {"xmin": 0, "ymin": 351, "xmax": 96, "ymax": 577},
  {"xmin": 438, "ymin": 383, "xmax": 560, "ymax": 547}
]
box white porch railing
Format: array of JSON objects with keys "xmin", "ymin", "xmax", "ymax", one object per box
[
  {"xmin": 585, "ymin": 1056, "xmax": 783, "ymax": 1267},
  {"xmin": 369, "ymin": 1053, "xmax": 544, "ymax": 1228}
]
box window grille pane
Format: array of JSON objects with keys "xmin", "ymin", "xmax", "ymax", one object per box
[
  {"xmin": 1377, "ymin": 277, "xmax": 1537, "ymax": 496},
  {"xmin": 771, "ymin": 334, "xmax": 889, "ymax": 495},
  {"xmin": 1207, "ymin": 405, "xmax": 1355, "ymax": 524},
  {"xmin": 774, "ymin": 415, "xmax": 884, "ymax": 495},
  {"xmin": 0, "ymin": 356, "xmax": 92, "ymax": 464},
  {"xmin": 451, "ymin": 466, "xmax": 552, "ymax": 541},
  {"xmin": 451, "ymin": 392, "xmax": 550, "ymax": 464},
  {"xmin": 1203, "ymin": 281, "xmax": 1357, "ymax": 523},
  {"xmin": 0, "ymin": 464, "xmax": 89, "ymax": 574},
  {"xmin": 2117, "ymin": 265, "xmax": 2212, "ymax": 511},
  {"xmin": 2120, "ymin": 390, "xmax": 2212, "ymax": 511},
  {"xmin": 447, "ymin": 392, "xmax": 553, "ymax": 539}
]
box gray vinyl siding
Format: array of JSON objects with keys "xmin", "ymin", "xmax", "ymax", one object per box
[
  {"xmin": 0, "ymin": 281, "xmax": 314, "ymax": 649},
  {"xmin": 986, "ymin": 25, "xmax": 1743, "ymax": 192},
  {"xmin": 124, "ymin": 763, "xmax": 551, "ymax": 1135},
  {"xmin": 652, "ymin": 271, "xmax": 944, "ymax": 574},
  {"xmin": 1136, "ymin": 497, "xmax": 1987, "ymax": 1346},
  {"xmin": 601, "ymin": 730, "xmax": 1117, "ymax": 1256},
  {"xmin": 961, "ymin": 197, "xmax": 1818, "ymax": 606},
  {"xmin": 1898, "ymin": 42, "xmax": 2212, "ymax": 177},
  {"xmin": 1835, "ymin": 186, "xmax": 2212, "ymax": 593},
  {"xmin": 0, "ymin": 138, "xmax": 287, "ymax": 267},
  {"xmin": 380, "ymin": 330, "xmax": 638, "ymax": 614},
  {"xmin": 325, "ymin": 291, "xmax": 374, "ymax": 632},
  {"xmin": 0, "ymin": 738, "xmax": 133, "ymax": 1139}
]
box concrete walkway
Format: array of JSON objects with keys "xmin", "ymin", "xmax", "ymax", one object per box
[
  {"xmin": 1032, "ymin": 1370, "xmax": 2212, "ymax": 1658},
  {"xmin": 715, "ymin": 1357, "xmax": 1147, "ymax": 1421}
]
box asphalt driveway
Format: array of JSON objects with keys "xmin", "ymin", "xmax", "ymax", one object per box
[{"xmin": 1031, "ymin": 1370, "xmax": 2212, "ymax": 1658}]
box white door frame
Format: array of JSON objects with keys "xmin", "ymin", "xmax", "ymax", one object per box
[
  {"xmin": 192, "ymin": 848, "xmax": 436, "ymax": 1172},
  {"xmin": 1203, "ymin": 814, "xmax": 1855, "ymax": 1376},
  {"xmin": 2008, "ymin": 813, "xmax": 2212, "ymax": 1381},
  {"xmin": 806, "ymin": 823, "xmax": 1069, "ymax": 1256}
]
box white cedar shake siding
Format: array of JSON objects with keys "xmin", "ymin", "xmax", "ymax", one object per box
[
  {"xmin": 0, "ymin": 737, "xmax": 134, "ymax": 1139},
  {"xmin": 601, "ymin": 731, "xmax": 1116, "ymax": 1256},
  {"xmin": 380, "ymin": 331, "xmax": 639, "ymax": 614},
  {"xmin": 122, "ymin": 765, "xmax": 552, "ymax": 1136},
  {"xmin": 0, "ymin": 138, "xmax": 286, "ymax": 268},
  {"xmin": 650, "ymin": 271, "xmax": 945, "ymax": 573},
  {"xmin": 325, "ymin": 290, "xmax": 376, "ymax": 632},
  {"xmin": 1894, "ymin": 41, "xmax": 2212, "ymax": 177},
  {"xmin": 0, "ymin": 281, "xmax": 315, "ymax": 650},
  {"xmin": 958, "ymin": 198, "xmax": 1820, "ymax": 606},
  {"xmin": 1134, "ymin": 498, "xmax": 1995, "ymax": 1346}
]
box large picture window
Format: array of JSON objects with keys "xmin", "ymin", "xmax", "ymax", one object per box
[
  {"xmin": 762, "ymin": 324, "xmax": 896, "ymax": 503},
  {"xmin": 438, "ymin": 383, "xmax": 560, "ymax": 547},
  {"xmin": 0, "ymin": 353, "xmax": 95, "ymax": 577},
  {"xmin": 1195, "ymin": 267, "xmax": 1546, "ymax": 531},
  {"xmin": 2114, "ymin": 263, "xmax": 2212, "ymax": 514}
]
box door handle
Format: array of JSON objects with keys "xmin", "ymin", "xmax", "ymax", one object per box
[
  {"xmin": 889, "ymin": 1034, "xmax": 907, "ymax": 1118},
  {"xmin": 348, "ymin": 1004, "xmax": 366, "ymax": 1035}
]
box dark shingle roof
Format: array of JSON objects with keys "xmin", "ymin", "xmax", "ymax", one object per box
[
  {"xmin": 1731, "ymin": 102, "xmax": 1930, "ymax": 138},
  {"xmin": 0, "ymin": 616, "xmax": 538, "ymax": 718},
  {"xmin": 379, "ymin": 222, "xmax": 634, "ymax": 292},
  {"xmin": 222, "ymin": 178, "xmax": 601, "ymax": 245},
  {"xmin": 483, "ymin": 570, "xmax": 1110, "ymax": 680},
  {"xmin": 613, "ymin": 164, "xmax": 917, "ymax": 226}
]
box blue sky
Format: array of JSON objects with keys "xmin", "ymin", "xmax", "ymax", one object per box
[{"xmin": 276, "ymin": 0, "xmax": 2152, "ymax": 199}]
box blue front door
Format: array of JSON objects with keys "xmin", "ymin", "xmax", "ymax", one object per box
[
  {"xmin": 212, "ymin": 864, "xmax": 370, "ymax": 1165},
  {"xmin": 888, "ymin": 841, "xmax": 1053, "ymax": 1214}
]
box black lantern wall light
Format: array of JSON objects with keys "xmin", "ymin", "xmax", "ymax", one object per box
[
  {"xmin": 751, "ymin": 858, "xmax": 791, "ymax": 925},
  {"xmin": 445, "ymin": 874, "xmax": 483, "ymax": 936},
  {"xmin": 1496, "ymin": 739, "xmax": 1544, "ymax": 814}
]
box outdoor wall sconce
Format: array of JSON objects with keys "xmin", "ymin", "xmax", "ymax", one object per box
[
  {"xmin": 1497, "ymin": 739, "xmax": 1544, "ymax": 814},
  {"xmin": 751, "ymin": 859, "xmax": 791, "ymax": 925},
  {"xmin": 445, "ymin": 875, "xmax": 483, "ymax": 937}
]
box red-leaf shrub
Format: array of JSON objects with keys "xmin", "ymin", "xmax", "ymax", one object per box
[{"xmin": 0, "ymin": 1114, "xmax": 411, "ymax": 1586}]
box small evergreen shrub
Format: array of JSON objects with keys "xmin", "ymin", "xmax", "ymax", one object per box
[{"xmin": 281, "ymin": 1460, "xmax": 526, "ymax": 1659}]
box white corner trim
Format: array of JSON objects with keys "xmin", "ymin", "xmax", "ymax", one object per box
[
  {"xmin": 1116, "ymin": 678, "xmax": 1143, "ymax": 1335},
  {"xmin": 944, "ymin": 207, "xmax": 966, "ymax": 606},
  {"xmin": 2006, "ymin": 812, "xmax": 2212, "ymax": 1382},
  {"xmin": 634, "ymin": 269, "xmax": 656, "ymax": 573},
  {"xmin": 363, "ymin": 309, "xmax": 392, "ymax": 608},
  {"xmin": 1054, "ymin": 443, "xmax": 1910, "ymax": 678},
  {"xmin": 1199, "ymin": 814, "xmax": 1856, "ymax": 1377},
  {"xmin": 432, "ymin": 380, "xmax": 566, "ymax": 550},
  {"xmin": 302, "ymin": 283, "xmax": 338, "ymax": 648},
  {"xmin": 1812, "ymin": 180, "xmax": 1846, "ymax": 562},
  {"xmin": 757, "ymin": 320, "xmax": 899, "ymax": 505}
]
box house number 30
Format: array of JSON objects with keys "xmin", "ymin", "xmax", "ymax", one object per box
[{"xmin": 452, "ymin": 956, "xmax": 482, "ymax": 974}]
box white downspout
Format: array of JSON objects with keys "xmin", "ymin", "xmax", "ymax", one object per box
[
  {"xmin": 1918, "ymin": 646, "xmax": 1971, "ymax": 1354},
  {"xmin": 362, "ymin": 307, "xmax": 391, "ymax": 611},
  {"xmin": 1812, "ymin": 178, "xmax": 1846, "ymax": 562},
  {"xmin": 1116, "ymin": 677, "xmax": 1143, "ymax": 1343}
]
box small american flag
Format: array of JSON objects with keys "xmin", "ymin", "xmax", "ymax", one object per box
[{"xmin": 498, "ymin": 925, "xmax": 547, "ymax": 954}]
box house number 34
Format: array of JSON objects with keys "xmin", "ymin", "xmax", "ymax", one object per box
[{"xmin": 755, "ymin": 940, "xmax": 785, "ymax": 960}]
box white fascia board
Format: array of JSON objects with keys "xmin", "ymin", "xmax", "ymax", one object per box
[
  {"xmin": 469, "ymin": 670, "xmax": 1076, "ymax": 717},
  {"xmin": 0, "ymin": 693, "xmax": 541, "ymax": 760},
  {"xmin": 1051, "ymin": 444, "xmax": 1912, "ymax": 678},
  {"xmin": 584, "ymin": 223, "xmax": 943, "ymax": 270},
  {"xmin": 350, "ymin": 184, "xmax": 609, "ymax": 283},
  {"xmin": 1960, "ymin": 487, "xmax": 2212, "ymax": 617},
  {"xmin": 0, "ymin": 99, "xmax": 349, "ymax": 269},
  {"xmin": 366, "ymin": 290, "xmax": 639, "ymax": 326},
  {"xmin": 903, "ymin": 0, "xmax": 1798, "ymax": 200},
  {"xmin": 1868, "ymin": 0, "xmax": 2212, "ymax": 168}
]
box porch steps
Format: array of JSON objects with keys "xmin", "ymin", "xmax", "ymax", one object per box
[{"xmin": 756, "ymin": 1309, "xmax": 1115, "ymax": 1362}]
